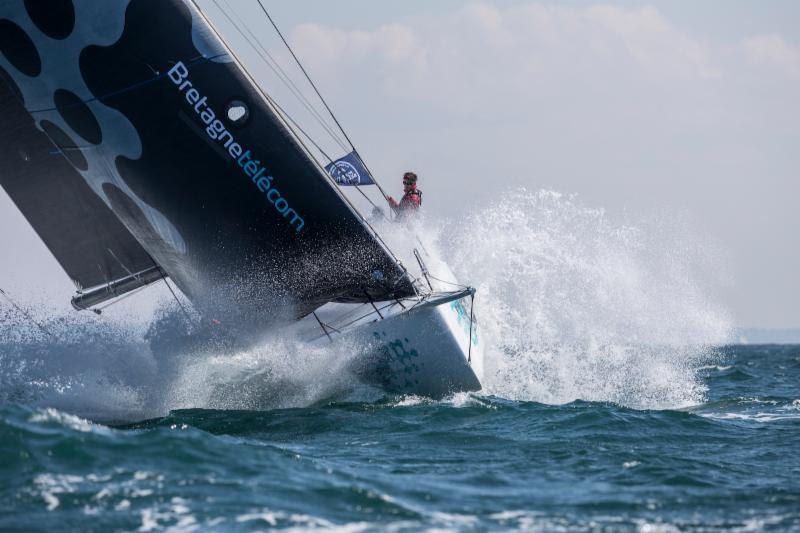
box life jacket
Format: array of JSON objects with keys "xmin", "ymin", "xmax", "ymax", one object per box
[{"xmin": 401, "ymin": 188, "xmax": 422, "ymax": 209}]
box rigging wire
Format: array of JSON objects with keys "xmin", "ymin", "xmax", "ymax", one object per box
[
  {"xmin": 255, "ymin": 2, "xmax": 358, "ymax": 154},
  {"xmin": 334, "ymin": 300, "xmax": 403, "ymax": 331},
  {"xmin": 260, "ymin": 89, "xmax": 335, "ymax": 160},
  {"xmin": 225, "ymin": 0, "xmax": 349, "ymax": 151},
  {"xmin": 468, "ymin": 292, "xmax": 475, "ymax": 363},
  {"xmin": 254, "ymin": 0, "xmax": 397, "ymax": 210},
  {"xmin": 162, "ymin": 277, "xmax": 194, "ymax": 326},
  {"xmin": 210, "ymin": 1, "xmax": 390, "ymax": 219},
  {"xmin": 260, "ymin": 87, "xmax": 389, "ymax": 215},
  {"xmin": 216, "ymin": 0, "xmax": 350, "ymax": 152},
  {"xmin": 140, "ymin": 253, "xmax": 193, "ymax": 325},
  {"xmin": 0, "ymin": 287, "xmax": 55, "ymax": 338},
  {"xmin": 426, "ymin": 273, "xmax": 471, "ymax": 292},
  {"xmin": 190, "ymin": 0, "xmax": 408, "ymax": 272}
]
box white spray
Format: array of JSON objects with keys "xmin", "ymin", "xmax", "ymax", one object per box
[
  {"xmin": 0, "ymin": 188, "xmax": 732, "ymax": 419},
  {"xmin": 427, "ymin": 189, "xmax": 732, "ymax": 408}
]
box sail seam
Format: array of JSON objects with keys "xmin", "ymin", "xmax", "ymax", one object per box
[{"xmin": 25, "ymin": 54, "xmax": 230, "ymax": 114}]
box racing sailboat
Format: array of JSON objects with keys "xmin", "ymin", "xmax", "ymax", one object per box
[{"xmin": 0, "ymin": 0, "xmax": 482, "ymax": 397}]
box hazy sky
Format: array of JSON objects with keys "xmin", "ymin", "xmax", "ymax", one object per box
[{"xmin": 1, "ymin": 1, "xmax": 798, "ymax": 328}]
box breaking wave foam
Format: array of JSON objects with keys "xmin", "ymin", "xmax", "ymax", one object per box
[
  {"xmin": 0, "ymin": 307, "xmax": 377, "ymax": 422},
  {"xmin": 0, "ymin": 188, "xmax": 732, "ymax": 419},
  {"xmin": 432, "ymin": 189, "xmax": 732, "ymax": 408}
]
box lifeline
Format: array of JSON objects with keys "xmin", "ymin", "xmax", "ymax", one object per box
[{"xmin": 167, "ymin": 61, "xmax": 305, "ymax": 233}]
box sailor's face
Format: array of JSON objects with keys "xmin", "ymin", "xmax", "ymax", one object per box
[{"xmin": 403, "ymin": 179, "xmax": 414, "ymax": 192}]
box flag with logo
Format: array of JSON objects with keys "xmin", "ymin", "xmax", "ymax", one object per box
[{"xmin": 325, "ymin": 151, "xmax": 375, "ymax": 186}]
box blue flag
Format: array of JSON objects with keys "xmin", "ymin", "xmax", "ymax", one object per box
[{"xmin": 325, "ymin": 151, "xmax": 375, "ymax": 186}]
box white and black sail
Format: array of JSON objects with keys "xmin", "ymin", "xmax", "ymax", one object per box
[
  {"xmin": 0, "ymin": 0, "xmax": 414, "ymax": 325},
  {"xmin": 0, "ymin": 67, "xmax": 159, "ymax": 292}
]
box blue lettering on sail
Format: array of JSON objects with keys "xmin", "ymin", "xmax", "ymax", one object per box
[{"xmin": 167, "ymin": 61, "xmax": 305, "ymax": 232}]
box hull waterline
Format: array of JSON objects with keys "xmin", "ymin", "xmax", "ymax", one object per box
[{"xmin": 307, "ymin": 290, "xmax": 484, "ymax": 398}]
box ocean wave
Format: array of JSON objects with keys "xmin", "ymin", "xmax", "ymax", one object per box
[
  {"xmin": 427, "ymin": 189, "xmax": 732, "ymax": 409},
  {"xmin": 1, "ymin": 188, "xmax": 733, "ymax": 420}
]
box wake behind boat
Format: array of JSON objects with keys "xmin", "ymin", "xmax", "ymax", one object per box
[{"xmin": 0, "ymin": 0, "xmax": 481, "ymax": 397}]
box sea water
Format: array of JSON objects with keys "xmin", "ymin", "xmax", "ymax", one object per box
[{"xmin": 1, "ymin": 190, "xmax": 798, "ymax": 530}]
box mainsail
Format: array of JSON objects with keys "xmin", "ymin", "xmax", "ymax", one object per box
[
  {"xmin": 0, "ymin": 67, "xmax": 156, "ymax": 291},
  {"xmin": 0, "ymin": 0, "xmax": 415, "ymax": 324}
]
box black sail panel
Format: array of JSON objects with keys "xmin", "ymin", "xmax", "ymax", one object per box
[
  {"xmin": 0, "ymin": 68, "xmax": 156, "ymax": 290},
  {"xmin": 0, "ymin": 0, "xmax": 414, "ymax": 325}
]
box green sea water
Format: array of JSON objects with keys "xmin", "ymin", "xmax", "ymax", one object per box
[
  {"xmin": 2, "ymin": 191, "xmax": 797, "ymax": 530},
  {"xmin": 1, "ymin": 344, "xmax": 798, "ymax": 531}
]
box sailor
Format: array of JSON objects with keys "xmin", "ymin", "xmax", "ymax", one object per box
[{"xmin": 388, "ymin": 172, "xmax": 422, "ymax": 220}]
